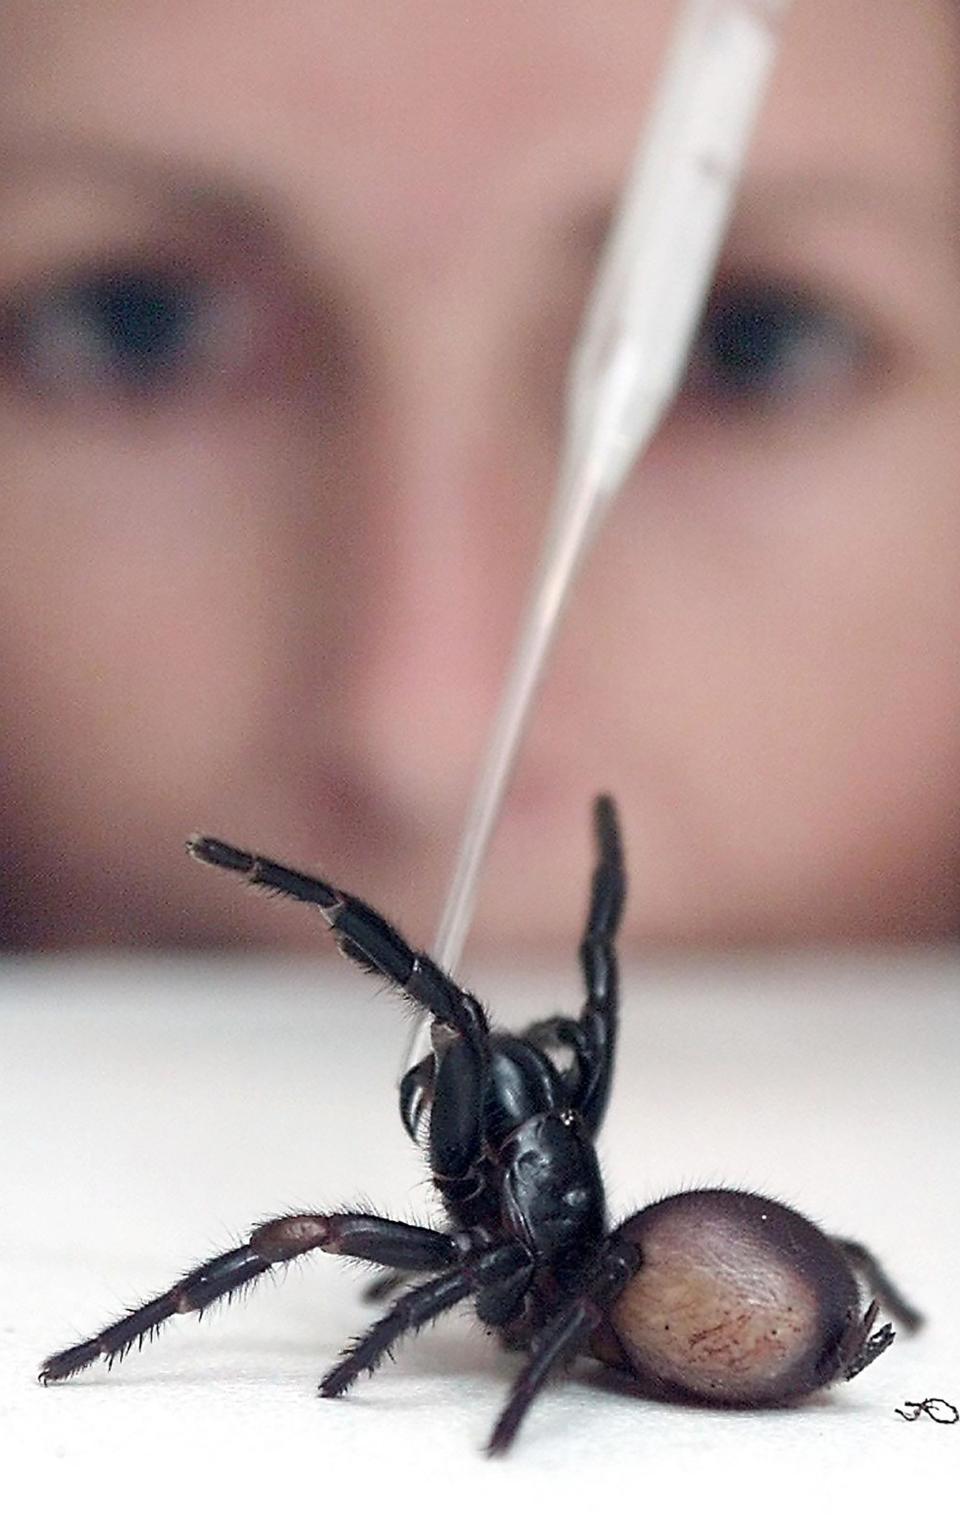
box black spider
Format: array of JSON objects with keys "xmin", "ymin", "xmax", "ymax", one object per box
[{"xmin": 40, "ymin": 796, "xmax": 923, "ymax": 1454}]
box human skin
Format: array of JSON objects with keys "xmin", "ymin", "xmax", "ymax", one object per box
[{"xmin": 0, "ymin": 0, "xmax": 958, "ymax": 952}]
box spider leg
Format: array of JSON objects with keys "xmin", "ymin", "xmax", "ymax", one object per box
[
  {"xmin": 190, "ymin": 840, "xmax": 495, "ymax": 1190},
  {"xmin": 320, "ymin": 1242, "xmax": 533, "ymax": 1399},
  {"xmin": 833, "ymin": 1237, "xmax": 924, "ymax": 1332},
  {"xmin": 40, "ymin": 1212, "xmax": 461, "ymax": 1384},
  {"xmin": 521, "ymin": 795, "xmax": 626, "ymax": 1135},
  {"xmin": 188, "ymin": 835, "xmax": 489, "ymax": 1051},
  {"xmin": 486, "ymin": 1233, "xmax": 639, "ymax": 1456}
]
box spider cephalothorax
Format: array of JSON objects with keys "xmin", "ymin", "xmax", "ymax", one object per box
[{"xmin": 40, "ymin": 796, "xmax": 922, "ymax": 1453}]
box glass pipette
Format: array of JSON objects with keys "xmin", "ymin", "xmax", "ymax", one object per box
[{"xmin": 404, "ymin": 0, "xmax": 793, "ymax": 1073}]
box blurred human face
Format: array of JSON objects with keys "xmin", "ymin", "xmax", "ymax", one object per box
[{"xmin": 1, "ymin": 0, "xmax": 958, "ymax": 952}]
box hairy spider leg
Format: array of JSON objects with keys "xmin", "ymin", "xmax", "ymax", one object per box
[
  {"xmin": 521, "ymin": 794, "xmax": 626, "ymax": 1136},
  {"xmin": 187, "ymin": 835, "xmax": 490, "ymax": 1051},
  {"xmin": 834, "ymin": 1238, "xmax": 925, "ymax": 1333},
  {"xmin": 486, "ymin": 1231, "xmax": 641, "ymax": 1456},
  {"xmin": 320, "ymin": 1243, "xmax": 534, "ymax": 1399},
  {"xmin": 188, "ymin": 833, "xmax": 494, "ymax": 1186},
  {"xmin": 39, "ymin": 1213, "xmax": 463, "ymax": 1384}
]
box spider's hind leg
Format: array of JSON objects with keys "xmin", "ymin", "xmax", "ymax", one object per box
[{"xmin": 834, "ymin": 1237, "xmax": 924, "ymax": 1333}]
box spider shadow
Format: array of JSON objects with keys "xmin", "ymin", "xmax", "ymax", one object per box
[{"xmin": 583, "ymin": 1358, "xmax": 862, "ymax": 1420}]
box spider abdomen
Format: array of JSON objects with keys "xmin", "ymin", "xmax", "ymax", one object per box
[{"xmin": 610, "ymin": 1189, "xmax": 862, "ymax": 1404}]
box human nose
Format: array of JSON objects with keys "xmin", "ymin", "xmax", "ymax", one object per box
[{"xmin": 320, "ymin": 360, "xmax": 544, "ymax": 834}]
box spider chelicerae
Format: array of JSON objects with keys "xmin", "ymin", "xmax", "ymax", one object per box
[{"xmin": 40, "ymin": 796, "xmax": 922, "ymax": 1453}]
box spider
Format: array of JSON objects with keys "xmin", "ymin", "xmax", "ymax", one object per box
[{"xmin": 40, "ymin": 795, "xmax": 923, "ymax": 1454}]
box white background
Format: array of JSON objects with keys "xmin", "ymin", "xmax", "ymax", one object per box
[{"xmin": 3, "ymin": 951, "xmax": 957, "ymax": 1530}]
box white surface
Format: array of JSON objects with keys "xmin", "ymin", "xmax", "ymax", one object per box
[{"xmin": 3, "ymin": 951, "xmax": 958, "ymax": 1530}]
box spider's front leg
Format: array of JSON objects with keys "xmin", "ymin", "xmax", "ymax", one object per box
[
  {"xmin": 190, "ymin": 832, "xmax": 495, "ymax": 1189},
  {"xmin": 188, "ymin": 835, "xmax": 490, "ymax": 1056},
  {"xmin": 40, "ymin": 1212, "xmax": 462, "ymax": 1383},
  {"xmin": 520, "ymin": 796, "xmax": 625, "ymax": 1137}
]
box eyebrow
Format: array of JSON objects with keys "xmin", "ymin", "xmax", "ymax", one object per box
[
  {"xmin": 4, "ymin": 130, "xmax": 954, "ymax": 282},
  {"xmin": 0, "ymin": 130, "xmax": 279, "ymax": 241},
  {"xmin": 569, "ymin": 168, "xmax": 956, "ymax": 274},
  {"xmin": 732, "ymin": 170, "xmax": 956, "ymax": 249}
]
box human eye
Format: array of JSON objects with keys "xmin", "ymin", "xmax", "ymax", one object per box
[
  {"xmin": 0, "ymin": 259, "xmax": 256, "ymax": 406},
  {"xmin": 681, "ymin": 278, "xmax": 873, "ymax": 414}
]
